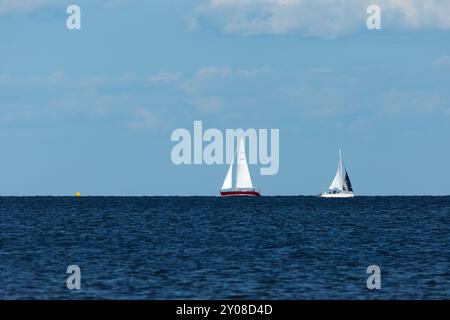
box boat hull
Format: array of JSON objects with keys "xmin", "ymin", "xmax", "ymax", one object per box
[
  {"xmin": 320, "ymin": 192, "xmax": 354, "ymax": 198},
  {"xmin": 220, "ymin": 190, "xmax": 261, "ymax": 197}
]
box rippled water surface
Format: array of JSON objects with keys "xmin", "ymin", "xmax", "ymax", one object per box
[{"xmin": 1, "ymin": 196, "xmax": 449, "ymax": 299}]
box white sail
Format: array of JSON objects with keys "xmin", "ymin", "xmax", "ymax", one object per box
[
  {"xmin": 328, "ymin": 149, "xmax": 343, "ymax": 190},
  {"xmin": 235, "ymin": 136, "xmax": 253, "ymax": 189},
  {"xmin": 221, "ymin": 161, "xmax": 233, "ymax": 190},
  {"xmin": 328, "ymin": 169, "xmax": 342, "ymax": 190}
]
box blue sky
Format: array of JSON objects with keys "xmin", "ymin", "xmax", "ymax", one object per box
[{"xmin": 0, "ymin": 0, "xmax": 450, "ymax": 196}]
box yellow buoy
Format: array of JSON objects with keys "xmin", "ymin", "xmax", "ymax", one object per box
[{"xmin": 75, "ymin": 192, "xmax": 81, "ymax": 197}]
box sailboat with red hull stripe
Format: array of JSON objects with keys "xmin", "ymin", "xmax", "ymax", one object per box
[{"xmin": 220, "ymin": 136, "xmax": 261, "ymax": 197}]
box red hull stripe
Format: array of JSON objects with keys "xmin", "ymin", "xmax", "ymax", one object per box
[{"xmin": 220, "ymin": 191, "xmax": 261, "ymax": 197}]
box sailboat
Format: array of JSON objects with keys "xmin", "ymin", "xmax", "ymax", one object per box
[
  {"xmin": 320, "ymin": 149, "xmax": 354, "ymax": 198},
  {"xmin": 220, "ymin": 136, "xmax": 261, "ymax": 197}
]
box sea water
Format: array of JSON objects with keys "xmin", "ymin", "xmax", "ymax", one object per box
[{"xmin": 0, "ymin": 196, "xmax": 449, "ymax": 299}]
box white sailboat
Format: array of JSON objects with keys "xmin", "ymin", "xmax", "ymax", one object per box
[
  {"xmin": 320, "ymin": 149, "xmax": 354, "ymax": 198},
  {"xmin": 220, "ymin": 136, "xmax": 261, "ymax": 197}
]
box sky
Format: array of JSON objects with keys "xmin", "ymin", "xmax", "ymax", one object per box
[{"xmin": 0, "ymin": 0, "xmax": 450, "ymax": 196}]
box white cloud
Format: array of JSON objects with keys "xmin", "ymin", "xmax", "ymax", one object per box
[
  {"xmin": 0, "ymin": 71, "xmax": 127, "ymax": 89},
  {"xmin": 444, "ymin": 108, "xmax": 450, "ymax": 117},
  {"xmin": 186, "ymin": 16, "xmax": 200, "ymax": 31},
  {"xmin": 148, "ymin": 71, "xmax": 182, "ymax": 84},
  {"xmin": 194, "ymin": 66, "xmax": 232, "ymax": 80},
  {"xmin": 183, "ymin": 65, "xmax": 270, "ymax": 92},
  {"xmin": 236, "ymin": 67, "xmax": 271, "ymax": 76},
  {"xmin": 0, "ymin": 0, "xmax": 61, "ymax": 14},
  {"xmin": 379, "ymin": 90, "xmax": 446, "ymax": 116},
  {"xmin": 187, "ymin": 96, "xmax": 223, "ymax": 112},
  {"xmin": 0, "ymin": 72, "xmax": 152, "ymax": 127},
  {"xmin": 194, "ymin": 0, "xmax": 450, "ymax": 37},
  {"xmin": 180, "ymin": 65, "xmax": 274, "ymax": 113},
  {"xmin": 126, "ymin": 107, "xmax": 159, "ymax": 131},
  {"xmin": 433, "ymin": 55, "xmax": 450, "ymax": 67}
]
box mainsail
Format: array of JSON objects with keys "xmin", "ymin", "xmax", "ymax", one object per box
[
  {"xmin": 221, "ymin": 136, "xmax": 253, "ymax": 190},
  {"xmin": 235, "ymin": 136, "xmax": 253, "ymax": 189},
  {"xmin": 328, "ymin": 150, "xmax": 343, "ymax": 190},
  {"xmin": 329, "ymin": 165, "xmax": 342, "ymax": 190}
]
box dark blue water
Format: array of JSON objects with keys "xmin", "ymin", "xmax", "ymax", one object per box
[{"xmin": 1, "ymin": 196, "xmax": 449, "ymax": 299}]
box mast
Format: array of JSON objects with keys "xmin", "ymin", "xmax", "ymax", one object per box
[{"xmin": 339, "ymin": 149, "xmax": 343, "ymax": 189}]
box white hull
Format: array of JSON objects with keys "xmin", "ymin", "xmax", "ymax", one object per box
[{"xmin": 320, "ymin": 192, "xmax": 354, "ymax": 198}]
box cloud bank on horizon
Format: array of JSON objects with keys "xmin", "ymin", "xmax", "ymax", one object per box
[
  {"xmin": 194, "ymin": 0, "xmax": 450, "ymax": 37},
  {"xmin": 3, "ymin": 0, "xmax": 450, "ymax": 36}
]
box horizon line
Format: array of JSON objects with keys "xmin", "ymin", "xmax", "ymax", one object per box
[{"xmin": 0, "ymin": 194, "xmax": 449, "ymax": 197}]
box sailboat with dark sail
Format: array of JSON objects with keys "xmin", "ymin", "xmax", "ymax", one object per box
[
  {"xmin": 320, "ymin": 149, "xmax": 354, "ymax": 198},
  {"xmin": 220, "ymin": 136, "xmax": 261, "ymax": 197}
]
